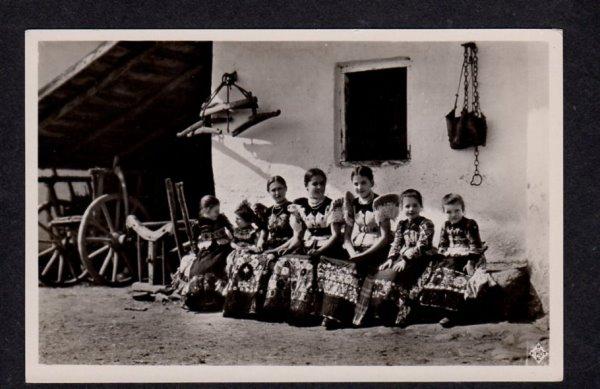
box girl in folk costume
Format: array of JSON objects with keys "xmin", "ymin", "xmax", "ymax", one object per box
[
  {"xmin": 286, "ymin": 168, "xmax": 345, "ymax": 259},
  {"xmin": 222, "ymin": 177, "xmax": 294, "ymax": 318},
  {"xmin": 257, "ymin": 176, "xmax": 294, "ymax": 254},
  {"xmin": 263, "ymin": 168, "xmax": 345, "ymax": 324},
  {"xmin": 318, "ymin": 166, "xmax": 397, "ymax": 329},
  {"xmin": 418, "ymin": 193, "xmax": 489, "ymax": 328},
  {"xmin": 173, "ymin": 195, "xmax": 233, "ymax": 311},
  {"xmin": 229, "ymin": 200, "xmax": 260, "ymax": 252},
  {"xmin": 354, "ymin": 189, "xmax": 435, "ymax": 327}
]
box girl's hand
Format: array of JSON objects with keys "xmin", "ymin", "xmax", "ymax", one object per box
[
  {"xmin": 256, "ymin": 242, "xmax": 264, "ymax": 253},
  {"xmin": 344, "ymin": 244, "xmax": 357, "ymax": 258},
  {"xmin": 379, "ymin": 259, "xmax": 393, "ymax": 270},
  {"xmin": 464, "ymin": 260, "xmax": 475, "ymax": 276},
  {"xmin": 404, "ymin": 247, "xmax": 417, "ymax": 260},
  {"xmin": 197, "ymin": 241, "xmax": 211, "ymax": 251},
  {"xmin": 392, "ymin": 259, "xmax": 407, "ymax": 272}
]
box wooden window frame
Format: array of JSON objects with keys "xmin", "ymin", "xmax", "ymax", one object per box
[{"xmin": 334, "ymin": 56, "xmax": 412, "ymax": 167}]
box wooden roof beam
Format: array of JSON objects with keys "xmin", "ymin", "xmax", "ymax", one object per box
[
  {"xmin": 72, "ymin": 64, "xmax": 207, "ymax": 154},
  {"xmin": 39, "ymin": 42, "xmax": 162, "ymax": 131},
  {"xmin": 38, "ymin": 41, "xmax": 118, "ymax": 101}
]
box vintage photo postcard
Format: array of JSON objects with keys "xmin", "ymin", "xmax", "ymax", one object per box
[{"xmin": 25, "ymin": 29, "xmax": 563, "ymax": 383}]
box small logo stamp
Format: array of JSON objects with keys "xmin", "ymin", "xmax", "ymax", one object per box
[{"xmin": 528, "ymin": 342, "xmax": 549, "ymax": 364}]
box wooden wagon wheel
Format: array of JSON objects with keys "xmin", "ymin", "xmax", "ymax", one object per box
[
  {"xmin": 38, "ymin": 201, "xmax": 86, "ymax": 286},
  {"xmin": 77, "ymin": 194, "xmax": 148, "ymax": 286}
]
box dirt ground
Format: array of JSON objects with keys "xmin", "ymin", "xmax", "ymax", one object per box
[{"xmin": 39, "ymin": 285, "xmax": 549, "ymax": 366}]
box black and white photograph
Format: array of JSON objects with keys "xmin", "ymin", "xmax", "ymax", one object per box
[{"xmin": 25, "ymin": 29, "xmax": 563, "ymax": 383}]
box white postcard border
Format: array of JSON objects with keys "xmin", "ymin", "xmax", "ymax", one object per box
[{"xmin": 25, "ymin": 28, "xmax": 563, "ymax": 383}]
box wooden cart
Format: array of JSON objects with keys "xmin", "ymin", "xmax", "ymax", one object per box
[
  {"xmin": 38, "ymin": 159, "xmax": 147, "ymax": 286},
  {"xmin": 38, "ymin": 172, "xmax": 91, "ymax": 286},
  {"xmin": 37, "ymin": 42, "xmax": 215, "ymax": 286}
]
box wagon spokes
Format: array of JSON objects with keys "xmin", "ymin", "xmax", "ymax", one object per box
[
  {"xmin": 38, "ymin": 201, "xmax": 85, "ymax": 287},
  {"xmin": 78, "ymin": 194, "xmax": 147, "ymax": 286},
  {"xmin": 88, "ymin": 244, "xmax": 110, "ymax": 259},
  {"xmin": 98, "ymin": 248, "xmax": 113, "ymax": 276},
  {"xmin": 39, "ymin": 245, "xmax": 57, "ymax": 258},
  {"xmin": 41, "ymin": 251, "xmax": 59, "ymax": 277},
  {"xmin": 100, "ymin": 203, "xmax": 116, "ymax": 234},
  {"xmin": 85, "ymin": 236, "xmax": 112, "ymax": 243},
  {"xmin": 111, "ymin": 251, "xmax": 119, "ymax": 283}
]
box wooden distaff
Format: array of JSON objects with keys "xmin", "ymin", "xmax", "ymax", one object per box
[
  {"xmin": 373, "ymin": 193, "xmax": 400, "ymax": 208},
  {"xmin": 165, "ymin": 178, "xmax": 184, "ymax": 260},
  {"xmin": 175, "ymin": 182, "xmax": 198, "ymax": 255},
  {"xmin": 373, "ymin": 193, "xmax": 400, "ymax": 224},
  {"xmin": 343, "ymin": 191, "xmax": 355, "ymax": 225}
]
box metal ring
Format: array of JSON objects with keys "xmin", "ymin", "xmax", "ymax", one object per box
[{"xmin": 470, "ymin": 173, "xmax": 483, "ymax": 186}]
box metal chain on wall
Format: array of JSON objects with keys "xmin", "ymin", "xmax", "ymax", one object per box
[
  {"xmin": 470, "ymin": 146, "xmax": 482, "ymax": 186},
  {"xmin": 461, "ymin": 43, "xmax": 484, "ymax": 186}
]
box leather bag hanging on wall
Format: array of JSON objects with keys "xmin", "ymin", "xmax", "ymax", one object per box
[
  {"xmin": 446, "ymin": 42, "xmax": 486, "ymax": 149},
  {"xmin": 446, "ymin": 42, "xmax": 486, "ymax": 185}
]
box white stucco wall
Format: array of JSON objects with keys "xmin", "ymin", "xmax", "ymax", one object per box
[{"xmin": 211, "ymin": 41, "xmax": 549, "ymax": 308}]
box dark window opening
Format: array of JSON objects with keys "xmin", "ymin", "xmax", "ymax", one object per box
[{"xmin": 343, "ymin": 66, "xmax": 408, "ymax": 163}]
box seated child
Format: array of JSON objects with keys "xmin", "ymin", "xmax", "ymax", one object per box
[
  {"xmin": 359, "ymin": 189, "xmax": 435, "ymax": 327},
  {"xmin": 230, "ymin": 199, "xmax": 259, "ymax": 253},
  {"xmin": 173, "ymin": 195, "xmax": 234, "ymax": 311},
  {"xmin": 195, "ymin": 195, "xmax": 233, "ymax": 252},
  {"xmin": 418, "ymin": 193, "xmax": 488, "ymax": 327},
  {"xmin": 222, "ymin": 201, "xmax": 274, "ymax": 318}
]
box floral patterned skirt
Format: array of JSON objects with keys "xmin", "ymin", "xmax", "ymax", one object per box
[
  {"xmin": 181, "ymin": 273, "xmax": 226, "ymax": 311},
  {"xmin": 263, "ymin": 254, "xmax": 321, "ymax": 324},
  {"xmin": 317, "ymin": 257, "xmax": 361, "ymax": 324},
  {"xmin": 418, "ymin": 257, "xmax": 471, "ymax": 312},
  {"xmin": 222, "ymin": 251, "xmax": 276, "ymax": 318},
  {"xmin": 174, "ymin": 245, "xmax": 231, "ymax": 311},
  {"xmin": 353, "ymin": 258, "xmax": 431, "ymax": 326},
  {"xmin": 353, "ymin": 269, "xmax": 399, "ymax": 326}
]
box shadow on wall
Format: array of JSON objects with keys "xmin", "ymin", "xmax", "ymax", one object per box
[
  {"xmin": 212, "ymin": 139, "xmax": 271, "ymax": 181},
  {"xmin": 236, "ymin": 116, "xmax": 314, "ymax": 171}
]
